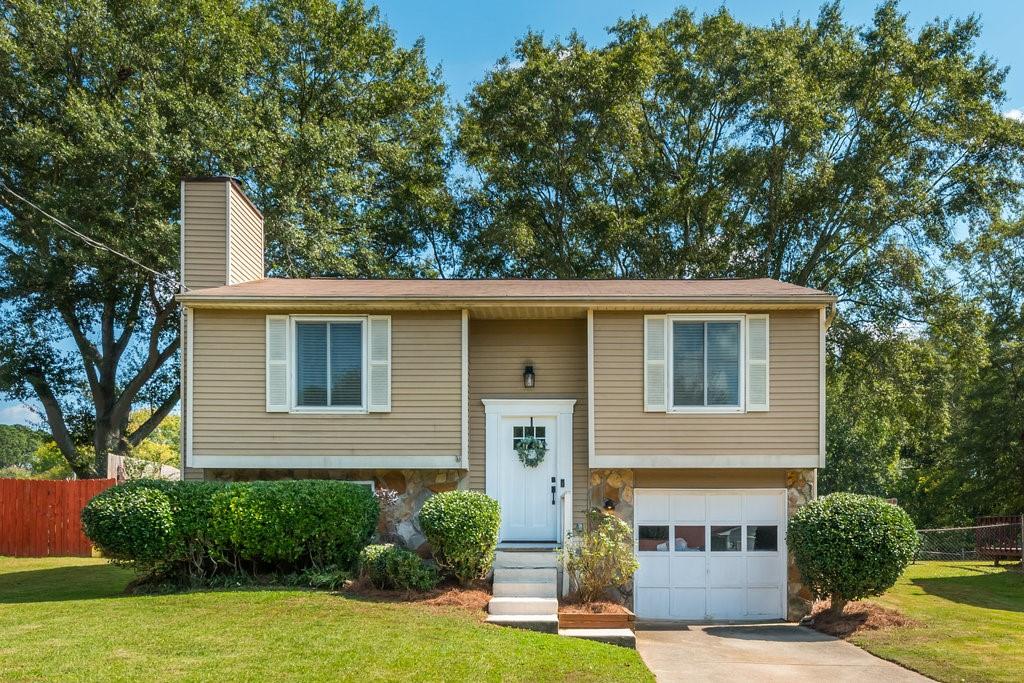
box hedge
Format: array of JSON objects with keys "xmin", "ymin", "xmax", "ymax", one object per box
[{"xmin": 82, "ymin": 479, "xmax": 378, "ymax": 580}]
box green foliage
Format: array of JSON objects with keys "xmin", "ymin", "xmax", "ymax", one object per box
[
  {"xmin": 119, "ymin": 479, "xmax": 225, "ymax": 574},
  {"xmin": 0, "ymin": 0, "xmax": 453, "ymax": 479},
  {"xmin": 0, "ymin": 424, "xmax": 45, "ymax": 469},
  {"xmin": 81, "ymin": 485, "xmax": 175, "ymax": 569},
  {"xmin": 82, "ymin": 480, "xmax": 378, "ymax": 581},
  {"xmin": 359, "ymin": 543, "xmax": 439, "ymax": 591},
  {"xmin": 418, "ymin": 491, "xmax": 500, "ymax": 586},
  {"xmin": 558, "ymin": 510, "xmax": 639, "ymax": 603},
  {"xmin": 297, "ymin": 566, "xmax": 352, "ymax": 591},
  {"xmin": 789, "ymin": 493, "xmax": 919, "ymax": 613},
  {"xmin": 209, "ymin": 480, "xmax": 378, "ymax": 569}
]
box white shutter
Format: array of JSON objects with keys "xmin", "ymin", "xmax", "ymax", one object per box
[
  {"xmin": 367, "ymin": 315, "xmax": 391, "ymax": 412},
  {"xmin": 746, "ymin": 314, "xmax": 769, "ymax": 411},
  {"xmin": 644, "ymin": 315, "xmax": 667, "ymax": 412},
  {"xmin": 266, "ymin": 315, "xmax": 290, "ymax": 412}
]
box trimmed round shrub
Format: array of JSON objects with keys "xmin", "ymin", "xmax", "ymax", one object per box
[
  {"xmin": 209, "ymin": 480, "xmax": 378, "ymax": 569},
  {"xmin": 418, "ymin": 490, "xmax": 500, "ymax": 586},
  {"xmin": 359, "ymin": 543, "xmax": 439, "ymax": 591},
  {"xmin": 788, "ymin": 493, "xmax": 919, "ymax": 615},
  {"xmin": 81, "ymin": 484, "xmax": 175, "ymax": 568}
]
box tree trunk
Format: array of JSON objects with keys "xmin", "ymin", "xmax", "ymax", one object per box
[{"xmin": 828, "ymin": 593, "xmax": 847, "ymax": 617}]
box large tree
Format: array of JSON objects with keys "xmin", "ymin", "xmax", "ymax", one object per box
[
  {"xmin": 457, "ymin": 2, "xmax": 1024, "ymax": 522},
  {"xmin": 0, "ymin": 0, "xmax": 451, "ymax": 477}
]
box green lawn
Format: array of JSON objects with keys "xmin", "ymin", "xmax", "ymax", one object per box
[
  {"xmin": 856, "ymin": 561, "xmax": 1024, "ymax": 683},
  {"xmin": 0, "ymin": 557, "xmax": 652, "ymax": 682}
]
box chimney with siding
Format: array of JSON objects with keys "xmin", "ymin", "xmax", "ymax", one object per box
[
  {"xmin": 179, "ymin": 176, "xmax": 264, "ymax": 291},
  {"xmin": 179, "ymin": 176, "xmax": 263, "ymax": 481}
]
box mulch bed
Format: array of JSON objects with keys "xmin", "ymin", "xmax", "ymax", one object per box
[
  {"xmin": 343, "ymin": 578, "xmax": 491, "ymax": 616},
  {"xmin": 806, "ymin": 599, "xmax": 921, "ymax": 638},
  {"xmin": 558, "ymin": 598, "xmax": 631, "ymax": 615}
]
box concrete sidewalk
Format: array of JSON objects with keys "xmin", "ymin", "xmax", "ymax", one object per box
[{"xmin": 635, "ymin": 622, "xmax": 931, "ymax": 682}]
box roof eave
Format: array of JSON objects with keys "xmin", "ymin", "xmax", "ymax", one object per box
[{"xmin": 176, "ymin": 293, "xmax": 837, "ymax": 307}]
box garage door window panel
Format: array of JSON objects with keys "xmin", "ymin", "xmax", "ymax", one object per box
[
  {"xmin": 710, "ymin": 525, "xmax": 743, "ymax": 552},
  {"xmin": 638, "ymin": 525, "xmax": 670, "ymax": 552},
  {"xmin": 673, "ymin": 525, "xmax": 705, "ymax": 552},
  {"xmin": 746, "ymin": 525, "xmax": 779, "ymax": 552}
]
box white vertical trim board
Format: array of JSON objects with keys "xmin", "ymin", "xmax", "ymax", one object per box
[
  {"xmin": 587, "ymin": 309, "xmax": 595, "ymax": 467},
  {"xmin": 185, "ymin": 306, "xmax": 194, "ymax": 468},
  {"xmin": 179, "ymin": 180, "xmax": 186, "ymax": 293},
  {"xmin": 819, "ymin": 307, "xmax": 827, "ymax": 468},
  {"xmin": 461, "ymin": 309, "xmax": 469, "ymax": 469},
  {"xmin": 224, "ymin": 179, "xmax": 232, "ymax": 285}
]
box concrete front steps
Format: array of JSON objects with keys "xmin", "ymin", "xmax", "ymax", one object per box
[
  {"xmin": 485, "ymin": 548, "xmax": 636, "ymax": 647},
  {"xmin": 486, "ymin": 549, "xmax": 560, "ymax": 633}
]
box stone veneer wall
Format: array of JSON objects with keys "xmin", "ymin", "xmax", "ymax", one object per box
[
  {"xmin": 205, "ymin": 468, "xmax": 467, "ymax": 554},
  {"xmin": 589, "ymin": 467, "xmax": 817, "ymax": 621}
]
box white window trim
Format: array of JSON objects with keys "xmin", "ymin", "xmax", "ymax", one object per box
[
  {"xmin": 666, "ymin": 313, "xmax": 746, "ymax": 415},
  {"xmin": 288, "ymin": 315, "xmax": 369, "ymax": 414}
]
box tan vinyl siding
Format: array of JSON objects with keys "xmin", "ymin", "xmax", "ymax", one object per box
[
  {"xmin": 182, "ymin": 181, "xmax": 227, "ymax": 290},
  {"xmin": 467, "ymin": 319, "xmax": 589, "ymax": 525},
  {"xmin": 191, "ymin": 309, "xmax": 461, "ymax": 459},
  {"xmin": 227, "ymin": 183, "xmax": 264, "ymax": 285},
  {"xmin": 634, "ymin": 468, "xmax": 787, "ymax": 489},
  {"xmin": 593, "ymin": 310, "xmax": 820, "ymax": 457}
]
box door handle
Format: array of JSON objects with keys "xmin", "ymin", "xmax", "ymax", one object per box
[{"xmin": 551, "ymin": 485, "xmax": 556, "ymax": 505}]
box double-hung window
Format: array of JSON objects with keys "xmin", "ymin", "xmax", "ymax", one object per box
[
  {"xmin": 293, "ymin": 318, "xmax": 366, "ymax": 411},
  {"xmin": 644, "ymin": 313, "xmax": 768, "ymax": 413},
  {"xmin": 671, "ymin": 318, "xmax": 742, "ymax": 410}
]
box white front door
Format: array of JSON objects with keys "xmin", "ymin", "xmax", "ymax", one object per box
[
  {"xmin": 498, "ymin": 415, "xmax": 559, "ymax": 542},
  {"xmin": 633, "ymin": 489, "xmax": 787, "ymax": 620}
]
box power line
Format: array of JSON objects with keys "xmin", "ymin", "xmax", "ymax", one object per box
[{"xmin": 0, "ymin": 181, "xmax": 186, "ymax": 290}]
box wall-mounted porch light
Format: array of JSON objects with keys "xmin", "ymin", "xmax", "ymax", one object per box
[
  {"xmin": 603, "ymin": 498, "xmax": 617, "ymax": 511},
  {"xmin": 523, "ymin": 365, "xmax": 535, "ymax": 388}
]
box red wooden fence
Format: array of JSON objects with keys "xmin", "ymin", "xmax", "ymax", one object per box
[{"xmin": 0, "ymin": 478, "xmax": 115, "ymax": 557}]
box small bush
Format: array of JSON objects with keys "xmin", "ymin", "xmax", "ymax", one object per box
[
  {"xmin": 359, "ymin": 543, "xmax": 439, "ymax": 591},
  {"xmin": 81, "ymin": 485, "xmax": 174, "ymax": 569},
  {"xmin": 298, "ymin": 566, "xmax": 351, "ymax": 591},
  {"xmin": 209, "ymin": 480, "xmax": 378, "ymax": 569},
  {"xmin": 559, "ymin": 510, "xmax": 639, "ymax": 603},
  {"xmin": 418, "ymin": 490, "xmax": 500, "ymax": 586},
  {"xmin": 788, "ymin": 493, "xmax": 920, "ymax": 615}
]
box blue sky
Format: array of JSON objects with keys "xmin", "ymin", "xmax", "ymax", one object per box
[
  {"xmin": 2, "ymin": 0, "xmax": 1021, "ymax": 428},
  {"xmin": 376, "ymin": 0, "xmax": 1024, "ymax": 109}
]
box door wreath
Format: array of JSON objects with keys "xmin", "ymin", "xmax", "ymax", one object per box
[{"xmin": 515, "ymin": 435, "xmax": 547, "ymax": 468}]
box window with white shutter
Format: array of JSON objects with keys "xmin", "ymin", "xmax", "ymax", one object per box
[
  {"xmin": 265, "ymin": 316, "xmax": 290, "ymax": 412},
  {"xmin": 649, "ymin": 314, "xmax": 756, "ymax": 414},
  {"xmin": 644, "ymin": 316, "xmax": 667, "ymax": 411},
  {"xmin": 265, "ymin": 315, "xmax": 390, "ymax": 414},
  {"xmin": 746, "ymin": 314, "xmax": 769, "ymax": 411},
  {"xmin": 367, "ymin": 316, "xmax": 391, "ymax": 412}
]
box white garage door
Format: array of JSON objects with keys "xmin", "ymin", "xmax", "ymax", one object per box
[{"xmin": 633, "ymin": 489, "xmax": 787, "ymax": 620}]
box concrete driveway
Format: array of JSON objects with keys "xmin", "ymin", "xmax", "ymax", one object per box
[{"xmin": 635, "ymin": 623, "xmax": 931, "ymax": 682}]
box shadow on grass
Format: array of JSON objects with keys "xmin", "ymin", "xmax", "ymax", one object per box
[
  {"xmin": 912, "ymin": 565, "xmax": 1024, "ymax": 613},
  {"xmin": 0, "ymin": 564, "xmax": 133, "ymax": 604}
]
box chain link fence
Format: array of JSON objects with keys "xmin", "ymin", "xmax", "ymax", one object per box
[{"xmin": 916, "ymin": 516, "xmax": 1023, "ymax": 563}]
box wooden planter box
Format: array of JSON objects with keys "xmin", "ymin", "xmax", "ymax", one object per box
[{"xmin": 558, "ymin": 609, "xmax": 635, "ymax": 630}]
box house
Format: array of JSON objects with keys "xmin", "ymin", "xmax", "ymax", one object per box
[{"xmin": 176, "ymin": 176, "xmax": 834, "ymax": 623}]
